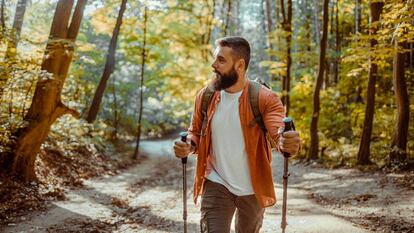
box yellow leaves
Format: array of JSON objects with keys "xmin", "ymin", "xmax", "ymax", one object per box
[
  {"xmin": 166, "ymin": 0, "xmax": 177, "ymax": 7},
  {"xmin": 76, "ymin": 41, "xmax": 95, "ymax": 52},
  {"xmin": 90, "ymin": 8, "xmax": 116, "ymax": 36}
]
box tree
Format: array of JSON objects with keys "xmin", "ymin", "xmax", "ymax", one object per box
[
  {"xmin": 262, "ymin": 0, "xmax": 276, "ymax": 83},
  {"xmin": 308, "ymin": 0, "xmax": 329, "ymax": 161},
  {"xmin": 0, "ymin": 0, "xmax": 28, "ymax": 100},
  {"xmin": 11, "ymin": 0, "xmax": 87, "ymax": 181},
  {"xmin": 355, "ymin": 0, "xmax": 362, "ymax": 33},
  {"xmin": 389, "ymin": 40, "xmax": 409, "ymax": 165},
  {"xmin": 6, "ymin": 0, "xmax": 27, "ymax": 59},
  {"xmin": 279, "ymin": 0, "xmax": 292, "ymax": 116},
  {"xmin": 333, "ymin": 0, "xmax": 340, "ymax": 84},
  {"xmin": 111, "ymin": 76, "xmax": 119, "ymax": 141},
  {"xmin": 223, "ymin": 0, "xmax": 232, "ymax": 36},
  {"xmin": 0, "ymin": 0, "xmax": 5, "ymax": 35},
  {"xmin": 263, "ymin": 0, "xmax": 274, "ymax": 55},
  {"xmin": 86, "ymin": 0, "xmax": 128, "ymax": 123},
  {"xmin": 201, "ymin": 0, "xmax": 216, "ymax": 61},
  {"xmin": 133, "ymin": 5, "xmax": 148, "ymax": 159},
  {"xmin": 356, "ymin": 2, "xmax": 384, "ymax": 165},
  {"xmin": 312, "ymin": 0, "xmax": 321, "ymax": 45}
]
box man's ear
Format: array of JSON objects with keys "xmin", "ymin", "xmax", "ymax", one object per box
[{"xmin": 236, "ymin": 59, "xmax": 246, "ymax": 71}]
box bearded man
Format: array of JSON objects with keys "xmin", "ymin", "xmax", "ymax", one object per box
[{"xmin": 173, "ymin": 36, "xmax": 301, "ymax": 233}]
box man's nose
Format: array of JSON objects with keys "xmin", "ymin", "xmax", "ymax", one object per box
[{"xmin": 211, "ymin": 60, "xmax": 217, "ymax": 69}]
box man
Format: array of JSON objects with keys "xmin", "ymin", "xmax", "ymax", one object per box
[{"xmin": 173, "ymin": 36, "xmax": 301, "ymax": 233}]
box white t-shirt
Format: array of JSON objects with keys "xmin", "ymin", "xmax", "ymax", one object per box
[{"xmin": 206, "ymin": 90, "xmax": 254, "ymax": 196}]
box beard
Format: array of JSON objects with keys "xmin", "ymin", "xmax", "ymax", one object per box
[{"xmin": 212, "ymin": 66, "xmax": 238, "ymax": 91}]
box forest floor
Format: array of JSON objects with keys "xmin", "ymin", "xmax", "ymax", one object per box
[{"xmin": 1, "ymin": 138, "xmax": 413, "ymax": 233}]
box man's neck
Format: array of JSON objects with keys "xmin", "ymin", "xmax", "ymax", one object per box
[{"xmin": 225, "ymin": 75, "xmax": 247, "ymax": 93}]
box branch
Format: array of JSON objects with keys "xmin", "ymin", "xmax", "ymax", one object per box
[{"xmin": 52, "ymin": 102, "xmax": 80, "ymax": 121}]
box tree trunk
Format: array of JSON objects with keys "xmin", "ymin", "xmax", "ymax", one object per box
[
  {"xmin": 410, "ymin": 41, "xmax": 413, "ymax": 70},
  {"xmin": 202, "ymin": 0, "xmax": 215, "ymax": 62},
  {"xmin": 280, "ymin": 0, "xmax": 292, "ymax": 116},
  {"xmin": 0, "ymin": 0, "xmax": 5, "ymax": 35},
  {"xmin": 333, "ymin": 0, "xmax": 340, "ymax": 84},
  {"xmin": 133, "ymin": 5, "xmax": 148, "ymax": 159},
  {"xmin": 205, "ymin": 0, "xmax": 215, "ymax": 45},
  {"xmin": 11, "ymin": 0, "xmax": 86, "ymax": 181},
  {"xmin": 324, "ymin": 58, "xmax": 330, "ymax": 88},
  {"xmin": 356, "ymin": 2, "xmax": 383, "ymax": 165},
  {"xmin": 6, "ymin": 0, "xmax": 27, "ymax": 59},
  {"xmin": 308, "ymin": 0, "xmax": 329, "ymax": 161},
  {"xmin": 264, "ymin": 0, "xmax": 274, "ymax": 52},
  {"xmin": 235, "ymin": 0, "xmax": 241, "ymax": 35},
  {"xmin": 86, "ymin": 0, "xmax": 127, "ymax": 123},
  {"xmin": 223, "ymin": 0, "xmax": 232, "ymax": 36},
  {"xmin": 111, "ymin": 76, "xmax": 118, "ymax": 141},
  {"xmin": 355, "ymin": 0, "xmax": 362, "ymax": 33},
  {"xmin": 313, "ymin": 0, "xmax": 321, "ymax": 45},
  {"xmin": 389, "ymin": 40, "xmax": 409, "ymax": 164},
  {"xmin": 0, "ymin": 0, "xmax": 28, "ymax": 101},
  {"xmin": 305, "ymin": 0, "xmax": 311, "ymax": 51},
  {"xmin": 264, "ymin": 0, "xmax": 275, "ymax": 83}
]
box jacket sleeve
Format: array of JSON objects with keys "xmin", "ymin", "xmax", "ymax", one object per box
[
  {"xmin": 260, "ymin": 88, "xmax": 286, "ymax": 152},
  {"xmin": 187, "ymin": 87, "xmax": 206, "ymax": 155}
]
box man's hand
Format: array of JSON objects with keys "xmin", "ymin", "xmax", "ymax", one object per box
[
  {"xmin": 173, "ymin": 139, "xmax": 193, "ymax": 158},
  {"xmin": 278, "ymin": 128, "xmax": 301, "ymax": 156}
]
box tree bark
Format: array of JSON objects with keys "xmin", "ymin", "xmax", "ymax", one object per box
[
  {"xmin": 201, "ymin": 0, "xmax": 215, "ymax": 61},
  {"xmin": 223, "ymin": 0, "xmax": 232, "ymax": 36},
  {"xmin": 264, "ymin": 0, "xmax": 275, "ymax": 83},
  {"xmin": 410, "ymin": 41, "xmax": 413, "ymax": 70},
  {"xmin": 6, "ymin": 0, "xmax": 27, "ymax": 59},
  {"xmin": 133, "ymin": 5, "xmax": 148, "ymax": 159},
  {"xmin": 111, "ymin": 76, "xmax": 118, "ymax": 141},
  {"xmin": 205, "ymin": 0, "xmax": 215, "ymax": 45},
  {"xmin": 389, "ymin": 40, "xmax": 409, "ymax": 164},
  {"xmin": 235, "ymin": 0, "xmax": 241, "ymax": 35},
  {"xmin": 356, "ymin": 2, "xmax": 383, "ymax": 165},
  {"xmin": 264, "ymin": 0, "xmax": 274, "ymax": 52},
  {"xmin": 324, "ymin": 58, "xmax": 330, "ymax": 88},
  {"xmin": 280, "ymin": 0, "xmax": 292, "ymax": 116},
  {"xmin": 86, "ymin": 0, "xmax": 127, "ymax": 123},
  {"xmin": 0, "ymin": 0, "xmax": 28, "ymax": 100},
  {"xmin": 305, "ymin": 0, "xmax": 312, "ymax": 53},
  {"xmin": 333, "ymin": 0, "xmax": 340, "ymax": 84},
  {"xmin": 308, "ymin": 0, "xmax": 329, "ymax": 161},
  {"xmin": 11, "ymin": 0, "xmax": 87, "ymax": 181},
  {"xmin": 313, "ymin": 0, "xmax": 321, "ymax": 45},
  {"xmin": 0, "ymin": 0, "xmax": 5, "ymax": 36},
  {"xmin": 355, "ymin": 0, "xmax": 362, "ymax": 33}
]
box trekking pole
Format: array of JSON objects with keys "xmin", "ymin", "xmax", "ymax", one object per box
[
  {"xmin": 179, "ymin": 132, "xmax": 188, "ymax": 233},
  {"xmin": 281, "ymin": 117, "xmax": 295, "ymax": 233}
]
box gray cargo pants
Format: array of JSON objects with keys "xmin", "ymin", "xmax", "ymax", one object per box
[{"xmin": 200, "ymin": 179, "xmax": 265, "ymax": 233}]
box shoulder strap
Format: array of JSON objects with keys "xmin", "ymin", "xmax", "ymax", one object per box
[
  {"xmin": 248, "ymin": 80, "xmax": 267, "ymax": 133},
  {"xmin": 200, "ymin": 85, "xmax": 215, "ymax": 136}
]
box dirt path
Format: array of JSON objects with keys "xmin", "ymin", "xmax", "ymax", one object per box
[{"xmin": 3, "ymin": 139, "xmax": 411, "ymax": 233}]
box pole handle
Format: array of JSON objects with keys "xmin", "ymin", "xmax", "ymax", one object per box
[
  {"xmin": 282, "ymin": 117, "xmax": 295, "ymax": 158},
  {"xmin": 180, "ymin": 132, "xmax": 188, "ymax": 164}
]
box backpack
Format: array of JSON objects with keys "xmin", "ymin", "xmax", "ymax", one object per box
[{"xmin": 200, "ymin": 79, "xmax": 277, "ymax": 148}]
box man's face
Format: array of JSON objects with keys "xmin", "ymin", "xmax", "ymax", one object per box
[{"xmin": 211, "ymin": 46, "xmax": 238, "ymax": 91}]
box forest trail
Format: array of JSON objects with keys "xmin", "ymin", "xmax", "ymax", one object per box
[{"xmin": 2, "ymin": 139, "xmax": 411, "ymax": 233}]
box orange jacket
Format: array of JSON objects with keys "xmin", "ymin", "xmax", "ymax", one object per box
[{"xmin": 188, "ymin": 80, "xmax": 285, "ymax": 208}]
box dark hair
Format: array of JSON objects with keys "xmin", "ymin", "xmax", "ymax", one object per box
[{"xmin": 215, "ymin": 36, "xmax": 251, "ymax": 70}]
